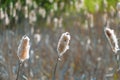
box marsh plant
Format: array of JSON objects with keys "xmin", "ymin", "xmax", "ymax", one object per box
[
  {"xmin": 16, "ymin": 35, "xmax": 30, "ymax": 80},
  {"xmin": 52, "ymin": 32, "xmax": 71, "ymax": 80},
  {"xmin": 104, "ymin": 27, "xmax": 119, "ymax": 53},
  {"xmin": 104, "ymin": 27, "xmax": 120, "ymax": 72}
]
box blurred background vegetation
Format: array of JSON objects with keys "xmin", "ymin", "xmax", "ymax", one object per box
[
  {"xmin": 0, "ymin": 0, "xmax": 120, "ymax": 29},
  {"xmin": 0, "ymin": 0, "xmax": 120, "ymax": 80}
]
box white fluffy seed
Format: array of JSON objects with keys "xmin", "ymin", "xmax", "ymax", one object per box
[
  {"xmin": 57, "ymin": 32, "xmax": 71, "ymax": 57},
  {"xmin": 17, "ymin": 35, "xmax": 30, "ymax": 62}
]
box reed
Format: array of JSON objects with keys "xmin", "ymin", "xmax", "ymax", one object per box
[
  {"xmin": 104, "ymin": 27, "xmax": 120, "ymax": 71},
  {"xmin": 16, "ymin": 35, "xmax": 30, "ymax": 80},
  {"xmin": 52, "ymin": 32, "xmax": 71, "ymax": 80}
]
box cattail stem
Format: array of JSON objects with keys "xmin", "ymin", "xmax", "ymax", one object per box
[
  {"xmin": 28, "ymin": 59, "xmax": 31, "ymax": 79},
  {"xmin": 52, "ymin": 56, "xmax": 60, "ymax": 80},
  {"xmin": 16, "ymin": 61, "xmax": 22, "ymax": 80},
  {"xmin": 115, "ymin": 54, "xmax": 120, "ymax": 71}
]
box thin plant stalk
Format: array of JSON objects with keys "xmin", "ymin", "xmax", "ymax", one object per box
[
  {"xmin": 115, "ymin": 54, "xmax": 120, "ymax": 71},
  {"xmin": 16, "ymin": 61, "xmax": 22, "ymax": 80},
  {"xmin": 52, "ymin": 56, "xmax": 60, "ymax": 80},
  {"xmin": 16, "ymin": 35, "xmax": 30, "ymax": 80},
  {"xmin": 28, "ymin": 59, "xmax": 31, "ymax": 79},
  {"xmin": 52, "ymin": 32, "xmax": 71, "ymax": 80}
]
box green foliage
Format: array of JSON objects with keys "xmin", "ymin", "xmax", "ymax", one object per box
[
  {"xmin": 0, "ymin": 0, "xmax": 120, "ymax": 28},
  {"xmin": 107, "ymin": 0, "xmax": 117, "ymax": 10},
  {"xmin": 0, "ymin": 0, "xmax": 119, "ymax": 15},
  {"xmin": 84, "ymin": 0, "xmax": 118, "ymax": 13},
  {"xmin": 84, "ymin": 0, "xmax": 96, "ymax": 13}
]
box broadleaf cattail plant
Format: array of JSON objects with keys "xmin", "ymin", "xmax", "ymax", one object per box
[
  {"xmin": 16, "ymin": 35, "xmax": 30, "ymax": 80},
  {"xmin": 104, "ymin": 27, "xmax": 120, "ymax": 71},
  {"xmin": 52, "ymin": 32, "xmax": 71, "ymax": 80},
  {"xmin": 104, "ymin": 27, "xmax": 119, "ymax": 53}
]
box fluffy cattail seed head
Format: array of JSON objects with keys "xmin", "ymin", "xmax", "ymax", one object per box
[
  {"xmin": 17, "ymin": 35, "xmax": 30, "ymax": 62},
  {"xmin": 104, "ymin": 27, "xmax": 119, "ymax": 53},
  {"xmin": 57, "ymin": 32, "xmax": 71, "ymax": 57}
]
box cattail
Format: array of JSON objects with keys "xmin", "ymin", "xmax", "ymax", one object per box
[
  {"xmin": 34, "ymin": 33, "xmax": 41, "ymax": 44},
  {"xmin": 0, "ymin": 8, "xmax": 4, "ymax": 19},
  {"xmin": 4, "ymin": 12, "xmax": 10, "ymax": 25},
  {"xmin": 17, "ymin": 35, "xmax": 30, "ymax": 62},
  {"xmin": 15, "ymin": 0, "xmax": 21, "ymax": 11},
  {"xmin": 38, "ymin": 7, "xmax": 46, "ymax": 18},
  {"xmin": 29, "ymin": 10, "xmax": 36, "ymax": 24},
  {"xmin": 104, "ymin": 27, "xmax": 119, "ymax": 53},
  {"xmin": 117, "ymin": 2, "xmax": 120, "ymax": 11},
  {"xmin": 24, "ymin": 6, "xmax": 28, "ymax": 19},
  {"xmin": 52, "ymin": 32, "xmax": 71, "ymax": 80},
  {"xmin": 57, "ymin": 32, "xmax": 71, "ymax": 57}
]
